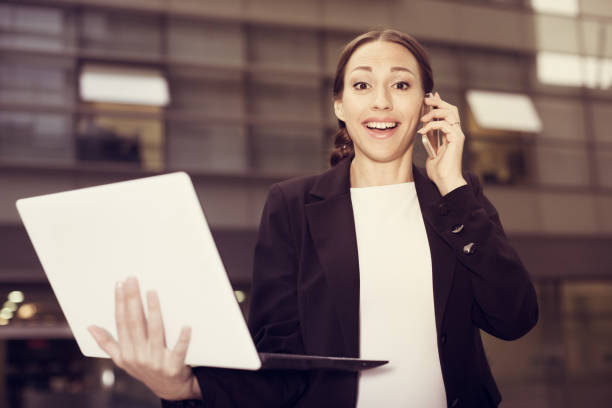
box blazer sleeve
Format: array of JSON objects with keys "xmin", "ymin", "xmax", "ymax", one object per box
[
  {"xmin": 162, "ymin": 184, "xmax": 308, "ymax": 408},
  {"xmin": 432, "ymin": 171, "xmax": 538, "ymax": 340}
]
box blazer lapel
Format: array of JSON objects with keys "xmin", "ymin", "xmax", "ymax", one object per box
[
  {"xmin": 305, "ymin": 158, "xmax": 360, "ymax": 357},
  {"xmin": 413, "ymin": 165, "xmax": 457, "ymax": 334}
]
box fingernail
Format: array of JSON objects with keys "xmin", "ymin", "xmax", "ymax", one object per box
[{"xmin": 146, "ymin": 290, "xmax": 157, "ymax": 304}]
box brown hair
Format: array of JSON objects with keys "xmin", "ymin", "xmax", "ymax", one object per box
[{"xmin": 329, "ymin": 29, "xmax": 434, "ymax": 166}]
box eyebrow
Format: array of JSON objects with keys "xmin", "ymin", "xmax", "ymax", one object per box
[{"xmin": 350, "ymin": 66, "xmax": 416, "ymax": 76}]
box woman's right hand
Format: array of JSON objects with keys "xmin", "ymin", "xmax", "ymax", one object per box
[{"xmin": 88, "ymin": 277, "xmax": 202, "ymax": 401}]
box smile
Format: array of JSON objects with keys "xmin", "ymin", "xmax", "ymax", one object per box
[
  {"xmin": 362, "ymin": 119, "xmax": 401, "ymax": 140},
  {"xmin": 364, "ymin": 122, "xmax": 398, "ymax": 130}
]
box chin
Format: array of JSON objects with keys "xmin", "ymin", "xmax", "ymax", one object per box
[{"xmin": 355, "ymin": 141, "xmax": 414, "ymax": 164}]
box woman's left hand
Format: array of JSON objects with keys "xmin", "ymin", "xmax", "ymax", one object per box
[{"xmin": 418, "ymin": 92, "xmax": 467, "ymax": 196}]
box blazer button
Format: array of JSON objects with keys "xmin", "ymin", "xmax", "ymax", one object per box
[
  {"xmin": 451, "ymin": 224, "xmax": 464, "ymax": 234},
  {"xmin": 451, "ymin": 397, "xmax": 459, "ymax": 407},
  {"xmin": 463, "ymin": 242, "xmax": 476, "ymax": 255},
  {"xmin": 439, "ymin": 203, "xmax": 449, "ymax": 216},
  {"xmin": 440, "ymin": 333, "xmax": 447, "ymax": 345}
]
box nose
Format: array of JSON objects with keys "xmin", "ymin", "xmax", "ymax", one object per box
[{"xmin": 372, "ymin": 87, "xmax": 392, "ymax": 111}]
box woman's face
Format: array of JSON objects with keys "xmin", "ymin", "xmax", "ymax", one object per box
[{"xmin": 334, "ymin": 40, "xmax": 425, "ymax": 164}]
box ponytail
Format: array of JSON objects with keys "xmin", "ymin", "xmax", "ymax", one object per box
[{"xmin": 329, "ymin": 122, "xmax": 354, "ymax": 166}]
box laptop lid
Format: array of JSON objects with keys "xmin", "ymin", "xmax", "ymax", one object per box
[{"xmin": 16, "ymin": 172, "xmax": 261, "ymax": 370}]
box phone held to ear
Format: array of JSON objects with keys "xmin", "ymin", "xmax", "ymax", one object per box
[{"xmin": 422, "ymin": 92, "xmax": 442, "ymax": 159}]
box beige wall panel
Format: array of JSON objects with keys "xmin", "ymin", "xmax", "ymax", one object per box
[
  {"xmin": 591, "ymin": 102, "xmax": 612, "ymax": 143},
  {"xmin": 579, "ymin": 18, "xmax": 604, "ymax": 56},
  {"xmin": 168, "ymin": 0, "xmax": 244, "ymax": 19},
  {"xmin": 168, "ymin": 19, "xmax": 244, "ymax": 66},
  {"xmin": 427, "ymin": 47, "xmax": 460, "ymax": 88},
  {"xmin": 604, "ymin": 23, "xmax": 612, "ymax": 58},
  {"xmin": 454, "ymin": 5, "xmax": 531, "ymax": 51},
  {"xmin": 595, "ymin": 150, "xmax": 612, "ymax": 189},
  {"xmin": 70, "ymin": 174, "xmax": 130, "ymax": 189},
  {"xmin": 76, "ymin": 0, "xmax": 165, "ymax": 12},
  {"xmin": 534, "ymin": 14, "xmax": 580, "ymax": 54},
  {"xmin": 481, "ymin": 326, "xmax": 544, "ymax": 382},
  {"xmin": 325, "ymin": 95, "xmax": 338, "ymax": 127},
  {"xmin": 484, "ymin": 187, "xmax": 542, "ymax": 235},
  {"xmin": 251, "ymin": 82, "xmax": 322, "ymax": 121},
  {"xmin": 594, "ymin": 195, "xmax": 612, "ymax": 235},
  {"xmin": 0, "ymin": 4, "xmax": 70, "ymax": 51},
  {"xmin": 391, "ymin": 0, "xmax": 458, "ymax": 44},
  {"xmin": 535, "ymin": 145, "xmax": 591, "ymax": 187},
  {"xmin": 394, "ymin": 1, "xmax": 536, "ymax": 52},
  {"xmin": 251, "ymin": 125, "xmax": 325, "ymax": 173},
  {"xmin": 167, "ymin": 126, "xmax": 248, "ymax": 172},
  {"xmin": 0, "ymin": 174, "xmax": 75, "ymax": 224},
  {"xmin": 245, "ymin": 0, "xmax": 320, "ymax": 26},
  {"xmin": 248, "ymin": 26, "xmax": 319, "ymax": 72},
  {"xmin": 461, "ymin": 52, "xmax": 525, "ymax": 91},
  {"xmin": 526, "ymin": 61, "xmax": 585, "ymax": 99},
  {"xmin": 581, "ymin": 0, "xmax": 612, "ymax": 19},
  {"xmin": 537, "ymin": 192, "xmax": 598, "ymax": 234},
  {"xmin": 249, "ymin": 184, "xmax": 272, "ymax": 226},
  {"xmin": 323, "ymin": 0, "xmax": 392, "ymax": 30},
  {"xmin": 534, "ymin": 96, "xmax": 586, "ymax": 141},
  {"xmin": 192, "ymin": 181, "xmax": 259, "ymax": 228},
  {"xmin": 323, "ymin": 32, "xmax": 354, "ymax": 75}
]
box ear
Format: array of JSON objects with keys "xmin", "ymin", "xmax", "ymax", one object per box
[{"xmin": 333, "ymin": 99, "xmax": 345, "ymax": 122}]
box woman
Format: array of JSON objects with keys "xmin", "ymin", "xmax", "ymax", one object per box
[{"xmin": 89, "ymin": 29, "xmax": 538, "ymax": 407}]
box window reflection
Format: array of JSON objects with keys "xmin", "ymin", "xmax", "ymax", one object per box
[
  {"xmin": 76, "ymin": 104, "xmax": 164, "ymax": 171},
  {"xmin": 465, "ymin": 109, "xmax": 529, "ymax": 185}
]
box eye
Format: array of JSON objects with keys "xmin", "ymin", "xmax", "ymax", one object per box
[
  {"xmin": 392, "ymin": 81, "xmax": 411, "ymax": 90},
  {"xmin": 352, "ymin": 81, "xmax": 370, "ymax": 90}
]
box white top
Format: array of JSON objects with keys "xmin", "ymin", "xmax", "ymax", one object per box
[{"xmin": 350, "ymin": 182, "xmax": 447, "ymax": 408}]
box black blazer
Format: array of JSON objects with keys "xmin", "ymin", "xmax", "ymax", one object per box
[{"xmin": 164, "ymin": 156, "xmax": 538, "ymax": 408}]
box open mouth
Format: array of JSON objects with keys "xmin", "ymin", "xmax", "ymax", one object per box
[{"xmin": 364, "ymin": 121, "xmax": 399, "ymax": 130}]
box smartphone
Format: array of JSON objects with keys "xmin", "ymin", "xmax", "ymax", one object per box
[{"xmin": 422, "ymin": 92, "xmax": 442, "ymax": 159}]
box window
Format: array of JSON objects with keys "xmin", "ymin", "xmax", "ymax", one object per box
[{"xmin": 77, "ymin": 65, "xmax": 169, "ymax": 169}]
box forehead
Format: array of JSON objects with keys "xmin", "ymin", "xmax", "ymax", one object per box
[{"xmin": 346, "ymin": 40, "xmax": 420, "ymax": 76}]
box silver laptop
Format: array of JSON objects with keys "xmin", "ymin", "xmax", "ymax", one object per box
[{"xmin": 16, "ymin": 172, "xmax": 387, "ymax": 372}]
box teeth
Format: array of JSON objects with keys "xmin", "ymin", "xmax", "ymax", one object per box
[{"xmin": 365, "ymin": 122, "xmax": 397, "ymax": 130}]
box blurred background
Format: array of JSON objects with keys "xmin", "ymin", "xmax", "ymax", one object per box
[{"xmin": 0, "ymin": 0, "xmax": 611, "ymax": 407}]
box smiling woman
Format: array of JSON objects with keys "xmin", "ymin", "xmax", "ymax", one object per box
[
  {"xmin": 89, "ymin": 28, "xmax": 538, "ymax": 408},
  {"xmin": 330, "ymin": 30, "xmax": 433, "ymax": 168}
]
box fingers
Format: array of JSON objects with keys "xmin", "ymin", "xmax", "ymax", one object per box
[
  {"xmin": 88, "ymin": 325, "xmax": 122, "ymax": 364},
  {"xmin": 423, "ymin": 92, "xmax": 460, "ymax": 121},
  {"xmin": 421, "ymin": 107, "xmax": 459, "ymax": 124},
  {"xmin": 426, "ymin": 142, "xmax": 448, "ymax": 163},
  {"xmin": 115, "ymin": 281, "xmax": 135, "ymax": 362},
  {"xmin": 418, "ymin": 120, "xmax": 463, "ymax": 142},
  {"xmin": 147, "ymin": 290, "xmax": 167, "ymax": 363},
  {"xmin": 124, "ymin": 277, "xmax": 149, "ymax": 362},
  {"xmin": 170, "ymin": 326, "xmax": 192, "ymax": 367}
]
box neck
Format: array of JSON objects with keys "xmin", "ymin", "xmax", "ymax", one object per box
[{"xmin": 350, "ymin": 152, "xmax": 414, "ymax": 188}]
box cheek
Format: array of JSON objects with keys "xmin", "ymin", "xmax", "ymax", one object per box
[{"xmin": 340, "ymin": 97, "xmax": 363, "ymax": 118}]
